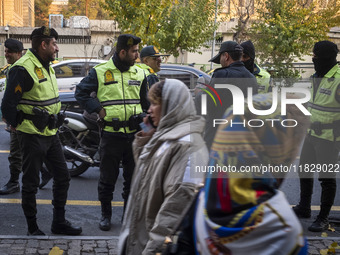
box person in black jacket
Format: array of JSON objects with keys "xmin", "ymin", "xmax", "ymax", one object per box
[{"xmin": 201, "ymin": 41, "xmax": 258, "ymax": 149}]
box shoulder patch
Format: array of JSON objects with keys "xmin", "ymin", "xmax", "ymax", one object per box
[
  {"xmin": 35, "ymin": 67, "xmax": 44, "ymax": 79},
  {"xmin": 14, "ymin": 84, "xmax": 22, "ymax": 94},
  {"xmin": 104, "ymin": 70, "xmax": 114, "ymax": 83}
]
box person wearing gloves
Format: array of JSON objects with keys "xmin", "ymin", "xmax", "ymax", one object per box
[{"xmin": 118, "ymin": 79, "xmax": 208, "ymax": 255}]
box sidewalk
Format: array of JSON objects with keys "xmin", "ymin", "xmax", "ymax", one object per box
[
  {"xmin": 0, "ymin": 236, "xmax": 119, "ymax": 255},
  {"xmin": 0, "ymin": 235, "xmax": 340, "ymax": 255}
]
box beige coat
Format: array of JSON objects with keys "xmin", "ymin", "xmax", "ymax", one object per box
[{"xmin": 118, "ymin": 79, "xmax": 208, "ymax": 255}]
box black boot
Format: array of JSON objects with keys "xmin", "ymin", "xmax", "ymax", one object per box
[
  {"xmin": 99, "ymin": 202, "xmax": 112, "ymax": 231},
  {"xmin": 0, "ymin": 180, "xmax": 20, "ymax": 195},
  {"xmin": 308, "ymin": 216, "xmax": 329, "ymax": 232},
  {"xmin": 26, "ymin": 216, "xmax": 45, "ymax": 236},
  {"xmin": 51, "ymin": 208, "xmax": 82, "ymax": 235},
  {"xmin": 39, "ymin": 167, "xmax": 53, "ymax": 189},
  {"xmin": 293, "ymin": 178, "xmax": 313, "ymax": 218}
]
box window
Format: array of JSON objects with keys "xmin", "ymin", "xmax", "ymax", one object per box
[
  {"xmin": 158, "ymin": 69, "xmax": 197, "ymax": 90},
  {"xmin": 54, "ymin": 63, "xmax": 83, "ymax": 78}
]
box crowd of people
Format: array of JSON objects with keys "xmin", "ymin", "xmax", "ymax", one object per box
[{"xmin": 0, "ymin": 25, "xmax": 339, "ymax": 254}]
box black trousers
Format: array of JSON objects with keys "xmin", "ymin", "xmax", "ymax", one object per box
[
  {"xmin": 17, "ymin": 132, "xmax": 70, "ymax": 219},
  {"xmin": 298, "ymin": 134, "xmax": 339, "ymax": 218},
  {"xmin": 8, "ymin": 131, "xmax": 22, "ymax": 182},
  {"xmin": 98, "ymin": 132, "xmax": 135, "ymax": 203}
]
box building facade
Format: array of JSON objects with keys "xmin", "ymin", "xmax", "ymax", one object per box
[{"xmin": 0, "ymin": 0, "xmax": 34, "ymax": 27}]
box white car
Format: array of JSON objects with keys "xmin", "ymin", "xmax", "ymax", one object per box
[{"xmin": 52, "ymin": 59, "xmax": 106, "ymax": 91}]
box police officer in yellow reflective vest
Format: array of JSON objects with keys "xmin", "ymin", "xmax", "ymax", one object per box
[
  {"xmin": 293, "ymin": 41, "xmax": 340, "ymax": 232},
  {"xmin": 1, "ymin": 26, "xmax": 82, "ymax": 236},
  {"xmin": 241, "ymin": 40, "xmax": 272, "ymax": 93},
  {"xmin": 137, "ymin": 45, "xmax": 169, "ymax": 89},
  {"xmin": 75, "ymin": 34, "xmax": 149, "ymax": 231}
]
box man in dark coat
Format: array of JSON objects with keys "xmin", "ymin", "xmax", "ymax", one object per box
[{"xmin": 202, "ymin": 41, "xmax": 258, "ymax": 149}]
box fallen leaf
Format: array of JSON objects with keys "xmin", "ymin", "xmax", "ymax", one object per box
[
  {"xmin": 331, "ymin": 242, "xmax": 338, "ymax": 248},
  {"xmin": 319, "ymin": 249, "xmax": 328, "ymax": 255},
  {"xmin": 328, "ymin": 227, "xmax": 336, "ymax": 232}
]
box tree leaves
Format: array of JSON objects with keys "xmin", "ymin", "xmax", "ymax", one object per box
[
  {"xmin": 62, "ymin": 0, "xmax": 113, "ymax": 20},
  {"xmin": 35, "ymin": 0, "xmax": 52, "ymax": 26},
  {"xmin": 250, "ymin": 0, "xmax": 339, "ymax": 78},
  {"xmin": 101, "ymin": 0, "xmax": 219, "ymax": 60}
]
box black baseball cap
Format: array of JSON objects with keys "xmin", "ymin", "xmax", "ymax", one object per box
[
  {"xmin": 140, "ymin": 45, "xmax": 170, "ymax": 59},
  {"xmin": 4, "ymin": 38, "xmax": 24, "ymax": 52},
  {"xmin": 209, "ymin": 41, "xmax": 243, "ymax": 64},
  {"xmin": 30, "ymin": 26, "xmax": 58, "ymax": 40},
  {"xmin": 116, "ymin": 34, "xmax": 141, "ymax": 49},
  {"xmin": 240, "ymin": 40, "xmax": 255, "ymax": 60}
]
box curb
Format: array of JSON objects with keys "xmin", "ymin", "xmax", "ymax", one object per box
[{"xmin": 0, "ymin": 235, "xmax": 119, "ymax": 240}]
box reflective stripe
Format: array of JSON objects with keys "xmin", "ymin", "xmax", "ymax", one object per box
[
  {"xmin": 309, "ymin": 102, "xmax": 340, "ymax": 113},
  {"xmin": 18, "ymin": 97, "xmax": 60, "ymax": 106},
  {"xmin": 101, "ymin": 99, "xmax": 140, "ymax": 106}
]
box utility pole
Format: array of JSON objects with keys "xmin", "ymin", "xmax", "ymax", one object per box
[{"xmin": 210, "ymin": 0, "xmax": 218, "ymax": 71}]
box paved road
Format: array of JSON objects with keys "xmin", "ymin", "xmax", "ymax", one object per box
[{"xmin": 0, "ymin": 121, "xmax": 124, "ymax": 237}]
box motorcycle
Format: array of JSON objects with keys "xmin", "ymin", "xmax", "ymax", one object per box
[{"xmin": 58, "ymin": 110, "xmax": 100, "ymax": 177}]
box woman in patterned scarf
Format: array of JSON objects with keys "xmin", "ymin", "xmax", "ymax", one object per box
[{"xmin": 166, "ymin": 92, "xmax": 309, "ymax": 255}]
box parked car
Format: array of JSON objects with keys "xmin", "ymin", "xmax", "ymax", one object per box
[
  {"xmin": 52, "ymin": 59, "xmax": 106, "ymax": 91},
  {"xmin": 159, "ymin": 64, "xmax": 211, "ymax": 91},
  {"xmin": 2, "ymin": 63, "xmax": 211, "ymax": 115}
]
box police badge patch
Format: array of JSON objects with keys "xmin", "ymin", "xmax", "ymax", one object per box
[
  {"xmin": 104, "ymin": 70, "xmax": 117, "ymax": 85},
  {"xmin": 127, "ymin": 37, "xmax": 133, "ymax": 46},
  {"xmin": 43, "ymin": 27, "xmax": 51, "ymax": 36},
  {"xmin": 35, "ymin": 67, "xmax": 44, "ymax": 79}
]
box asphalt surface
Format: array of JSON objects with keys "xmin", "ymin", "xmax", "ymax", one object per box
[{"xmin": 0, "ymin": 120, "xmax": 340, "ymax": 254}]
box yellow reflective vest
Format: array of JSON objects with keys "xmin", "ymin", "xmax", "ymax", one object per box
[
  {"xmin": 254, "ymin": 64, "xmax": 271, "ymax": 93},
  {"xmin": 96, "ymin": 58, "xmax": 145, "ymax": 133},
  {"xmin": 308, "ymin": 64, "xmax": 340, "ymax": 141},
  {"xmin": 14, "ymin": 49, "xmax": 60, "ymax": 136},
  {"xmin": 136, "ymin": 63, "xmax": 152, "ymax": 76}
]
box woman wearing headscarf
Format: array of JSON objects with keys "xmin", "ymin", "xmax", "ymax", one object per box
[
  {"xmin": 118, "ymin": 79, "xmax": 208, "ymax": 255},
  {"xmin": 166, "ymin": 93, "xmax": 309, "ymax": 255}
]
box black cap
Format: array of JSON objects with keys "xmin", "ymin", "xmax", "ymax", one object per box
[
  {"xmin": 4, "ymin": 38, "xmax": 24, "ymax": 52},
  {"xmin": 30, "ymin": 26, "xmax": 58, "ymax": 40},
  {"xmin": 140, "ymin": 45, "xmax": 170, "ymax": 59},
  {"xmin": 116, "ymin": 34, "xmax": 141, "ymax": 49},
  {"xmin": 240, "ymin": 40, "xmax": 255, "ymax": 60},
  {"xmin": 313, "ymin": 40, "xmax": 339, "ymax": 59},
  {"xmin": 209, "ymin": 41, "xmax": 243, "ymax": 64}
]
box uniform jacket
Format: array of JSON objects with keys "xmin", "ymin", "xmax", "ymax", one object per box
[
  {"xmin": 308, "ymin": 64, "xmax": 340, "ymax": 141},
  {"xmin": 136, "ymin": 63, "xmax": 159, "ymax": 89},
  {"xmin": 202, "ymin": 61, "xmax": 258, "ymax": 148},
  {"xmin": 75, "ymin": 55, "xmax": 149, "ymax": 115},
  {"xmin": 118, "ymin": 79, "xmax": 208, "ymax": 255}
]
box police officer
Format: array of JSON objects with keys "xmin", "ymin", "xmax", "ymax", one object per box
[
  {"xmin": 0, "ymin": 38, "xmax": 52, "ymax": 195},
  {"xmin": 1, "ymin": 26, "xmax": 82, "ymax": 236},
  {"xmin": 240, "ymin": 40, "xmax": 272, "ymax": 93},
  {"xmin": 293, "ymin": 41, "xmax": 340, "ymax": 232},
  {"xmin": 75, "ymin": 34, "xmax": 148, "ymax": 231},
  {"xmin": 137, "ymin": 45, "xmax": 169, "ymax": 88},
  {"xmin": 202, "ymin": 41, "xmax": 258, "ymax": 149}
]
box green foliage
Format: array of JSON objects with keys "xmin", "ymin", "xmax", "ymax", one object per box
[
  {"xmin": 62, "ymin": 0, "xmax": 113, "ymax": 20},
  {"xmin": 102, "ymin": 0, "xmax": 219, "ymax": 58},
  {"xmin": 35, "ymin": 0, "xmax": 52, "ymax": 26},
  {"xmin": 251, "ymin": 0, "xmax": 339, "ymax": 79}
]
